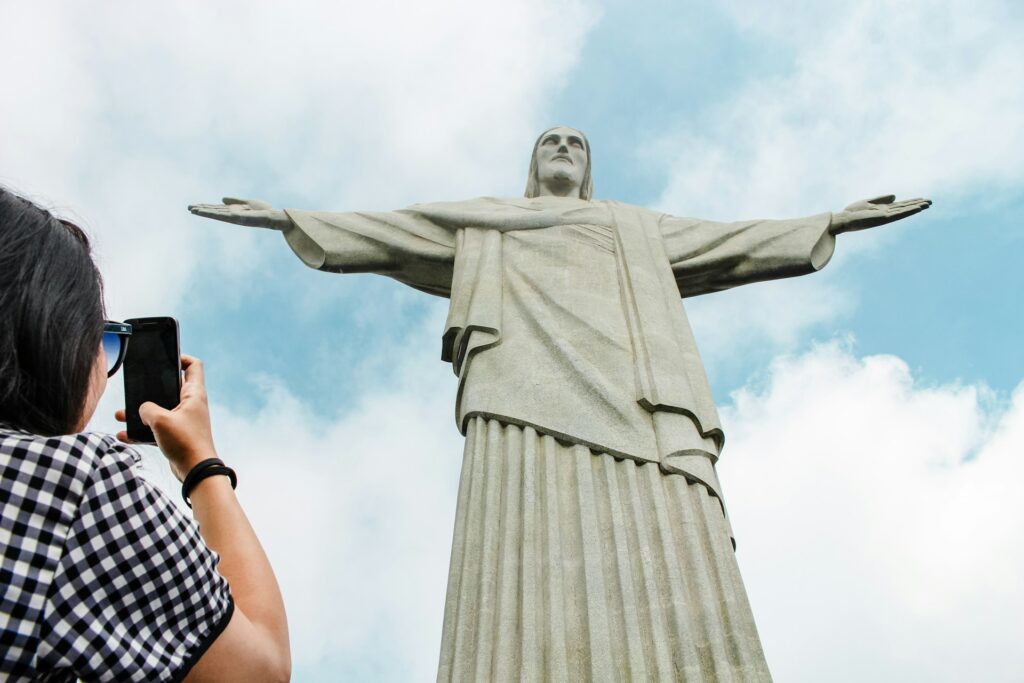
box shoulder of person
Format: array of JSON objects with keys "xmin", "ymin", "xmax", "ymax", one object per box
[{"xmin": 0, "ymin": 426, "xmax": 143, "ymax": 504}]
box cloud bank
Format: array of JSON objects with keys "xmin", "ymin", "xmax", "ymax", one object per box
[
  {"xmin": 720, "ymin": 342, "xmax": 1024, "ymax": 681},
  {"xmin": 666, "ymin": 0, "xmax": 1023, "ymax": 368},
  {"xmin": 657, "ymin": 0, "xmax": 1023, "ymax": 221},
  {"xmin": 0, "ymin": 0, "xmax": 595, "ymax": 316}
]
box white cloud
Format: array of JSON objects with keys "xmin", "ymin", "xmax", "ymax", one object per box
[
  {"xmin": 213, "ymin": 355, "xmax": 463, "ymax": 678},
  {"xmin": 685, "ymin": 273, "xmax": 854, "ymax": 375},
  {"xmin": 657, "ymin": 0, "xmax": 1023, "ymax": 221},
  {"xmin": 719, "ymin": 341, "xmax": 1024, "ymax": 681},
  {"xmin": 0, "ymin": 0, "xmax": 597, "ymax": 317}
]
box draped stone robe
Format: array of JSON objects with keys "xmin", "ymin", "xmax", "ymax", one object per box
[
  {"xmin": 282, "ymin": 196, "xmax": 835, "ymax": 681},
  {"xmin": 281, "ymin": 196, "xmax": 835, "ymax": 502}
]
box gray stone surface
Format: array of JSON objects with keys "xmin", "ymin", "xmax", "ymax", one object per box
[{"xmin": 190, "ymin": 126, "xmax": 930, "ymax": 681}]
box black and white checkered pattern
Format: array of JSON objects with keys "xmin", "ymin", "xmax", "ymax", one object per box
[{"xmin": 1, "ymin": 424, "xmax": 233, "ymax": 682}]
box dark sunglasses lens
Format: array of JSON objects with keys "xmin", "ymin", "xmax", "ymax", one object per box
[{"xmin": 102, "ymin": 332, "xmax": 122, "ymax": 375}]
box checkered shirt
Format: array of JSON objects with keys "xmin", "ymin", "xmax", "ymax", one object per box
[{"xmin": 0, "ymin": 424, "xmax": 233, "ymax": 682}]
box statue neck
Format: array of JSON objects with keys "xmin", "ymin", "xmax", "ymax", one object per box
[{"xmin": 537, "ymin": 179, "xmax": 582, "ymax": 198}]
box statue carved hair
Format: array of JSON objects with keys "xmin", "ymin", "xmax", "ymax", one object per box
[{"xmin": 524, "ymin": 126, "xmax": 593, "ymax": 201}]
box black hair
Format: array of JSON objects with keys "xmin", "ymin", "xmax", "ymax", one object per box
[{"xmin": 0, "ymin": 188, "xmax": 105, "ymax": 435}]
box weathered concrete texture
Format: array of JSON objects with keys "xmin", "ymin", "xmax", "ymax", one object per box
[{"xmin": 438, "ymin": 417, "xmax": 772, "ymax": 683}]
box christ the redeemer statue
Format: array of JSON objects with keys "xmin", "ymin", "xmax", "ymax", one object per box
[{"xmin": 190, "ymin": 127, "xmax": 929, "ymax": 682}]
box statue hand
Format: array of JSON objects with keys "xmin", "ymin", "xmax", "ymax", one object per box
[
  {"xmin": 830, "ymin": 194, "xmax": 932, "ymax": 235},
  {"xmin": 187, "ymin": 197, "xmax": 292, "ymax": 231}
]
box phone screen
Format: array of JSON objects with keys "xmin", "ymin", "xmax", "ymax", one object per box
[{"xmin": 123, "ymin": 317, "xmax": 181, "ymax": 443}]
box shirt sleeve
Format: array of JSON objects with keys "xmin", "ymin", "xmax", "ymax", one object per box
[{"xmin": 37, "ymin": 439, "xmax": 233, "ymax": 682}]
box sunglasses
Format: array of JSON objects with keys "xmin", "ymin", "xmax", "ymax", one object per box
[{"xmin": 102, "ymin": 321, "xmax": 132, "ymax": 377}]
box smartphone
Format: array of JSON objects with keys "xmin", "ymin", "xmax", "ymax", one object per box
[{"xmin": 123, "ymin": 317, "xmax": 182, "ymax": 444}]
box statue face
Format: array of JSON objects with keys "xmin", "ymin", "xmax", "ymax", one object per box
[{"xmin": 535, "ymin": 126, "xmax": 588, "ymax": 194}]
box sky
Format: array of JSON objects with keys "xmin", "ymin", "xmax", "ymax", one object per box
[{"xmin": 1, "ymin": 0, "xmax": 1022, "ymax": 680}]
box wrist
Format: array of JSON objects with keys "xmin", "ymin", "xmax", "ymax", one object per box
[
  {"xmin": 186, "ymin": 473, "xmax": 234, "ymax": 502},
  {"xmin": 270, "ymin": 210, "xmax": 292, "ymax": 231},
  {"xmin": 828, "ymin": 211, "xmax": 844, "ymax": 235},
  {"xmin": 171, "ymin": 448, "xmax": 220, "ymax": 482},
  {"xmin": 181, "ymin": 458, "xmax": 237, "ymax": 507}
]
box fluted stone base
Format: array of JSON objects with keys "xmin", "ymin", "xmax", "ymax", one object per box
[{"xmin": 438, "ymin": 417, "xmax": 772, "ymax": 682}]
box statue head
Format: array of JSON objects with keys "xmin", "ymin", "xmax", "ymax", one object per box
[{"xmin": 524, "ymin": 126, "xmax": 593, "ymax": 200}]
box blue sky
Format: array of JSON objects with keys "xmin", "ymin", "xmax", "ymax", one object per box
[{"xmin": 2, "ymin": 0, "xmax": 1023, "ymax": 680}]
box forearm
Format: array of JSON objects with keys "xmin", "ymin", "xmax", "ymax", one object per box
[
  {"xmin": 190, "ymin": 475, "xmax": 289, "ymax": 670},
  {"xmin": 283, "ymin": 208, "xmax": 456, "ymax": 273},
  {"xmin": 132, "ymin": 356, "xmax": 290, "ymax": 681},
  {"xmin": 664, "ymin": 212, "xmax": 835, "ymax": 296}
]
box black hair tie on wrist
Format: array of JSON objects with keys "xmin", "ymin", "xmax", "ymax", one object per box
[{"xmin": 181, "ymin": 458, "xmax": 237, "ymax": 508}]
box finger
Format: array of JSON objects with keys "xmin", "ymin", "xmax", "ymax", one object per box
[
  {"xmin": 188, "ymin": 204, "xmax": 229, "ymax": 215},
  {"xmin": 181, "ymin": 354, "xmax": 206, "ymax": 388},
  {"xmin": 116, "ymin": 430, "xmax": 130, "ymax": 443},
  {"xmin": 138, "ymin": 401, "xmax": 171, "ymax": 427},
  {"xmin": 190, "ymin": 208, "xmax": 240, "ymax": 222},
  {"xmin": 885, "ymin": 205, "xmax": 927, "ymax": 221},
  {"xmin": 887, "ymin": 198, "xmax": 930, "ymax": 210},
  {"xmin": 867, "ymin": 194, "xmax": 896, "ymax": 205},
  {"xmin": 114, "ymin": 409, "xmax": 126, "ymax": 422},
  {"xmin": 227, "ymin": 197, "xmax": 273, "ymax": 210},
  {"xmin": 885, "ymin": 200, "xmax": 931, "ymax": 214}
]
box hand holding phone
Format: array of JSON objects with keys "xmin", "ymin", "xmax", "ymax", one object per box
[
  {"xmin": 123, "ymin": 317, "xmax": 182, "ymax": 444},
  {"xmin": 118, "ymin": 354, "xmax": 219, "ymax": 481}
]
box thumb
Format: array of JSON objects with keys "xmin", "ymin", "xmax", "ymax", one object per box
[{"xmin": 138, "ymin": 401, "xmax": 171, "ymax": 427}]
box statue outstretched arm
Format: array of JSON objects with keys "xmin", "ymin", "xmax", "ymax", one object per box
[
  {"xmin": 189, "ymin": 197, "xmax": 459, "ymax": 297},
  {"xmin": 188, "ymin": 196, "xmax": 559, "ymax": 235},
  {"xmin": 188, "ymin": 195, "xmax": 563, "ymax": 297},
  {"xmin": 660, "ymin": 194, "xmax": 931, "ymax": 298}
]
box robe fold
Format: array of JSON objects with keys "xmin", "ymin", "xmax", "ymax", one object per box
[{"xmin": 282, "ymin": 197, "xmax": 834, "ymax": 500}]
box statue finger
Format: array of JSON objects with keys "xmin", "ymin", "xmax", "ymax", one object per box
[
  {"xmin": 223, "ymin": 196, "xmax": 274, "ymax": 210},
  {"xmin": 189, "ymin": 206, "xmax": 222, "ymax": 218},
  {"xmin": 843, "ymin": 195, "xmax": 893, "ymax": 212},
  {"xmin": 190, "ymin": 207, "xmax": 238, "ymax": 221},
  {"xmin": 885, "ymin": 204, "xmax": 927, "ymax": 221},
  {"xmin": 888, "ymin": 199, "xmax": 932, "ymax": 213},
  {"xmin": 890, "ymin": 197, "xmax": 930, "ymax": 208},
  {"xmin": 866, "ymin": 194, "xmax": 896, "ymax": 206},
  {"xmin": 188, "ymin": 203, "xmax": 226, "ymax": 212}
]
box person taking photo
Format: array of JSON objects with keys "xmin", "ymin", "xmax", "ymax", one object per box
[{"xmin": 0, "ymin": 187, "xmax": 290, "ymax": 682}]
